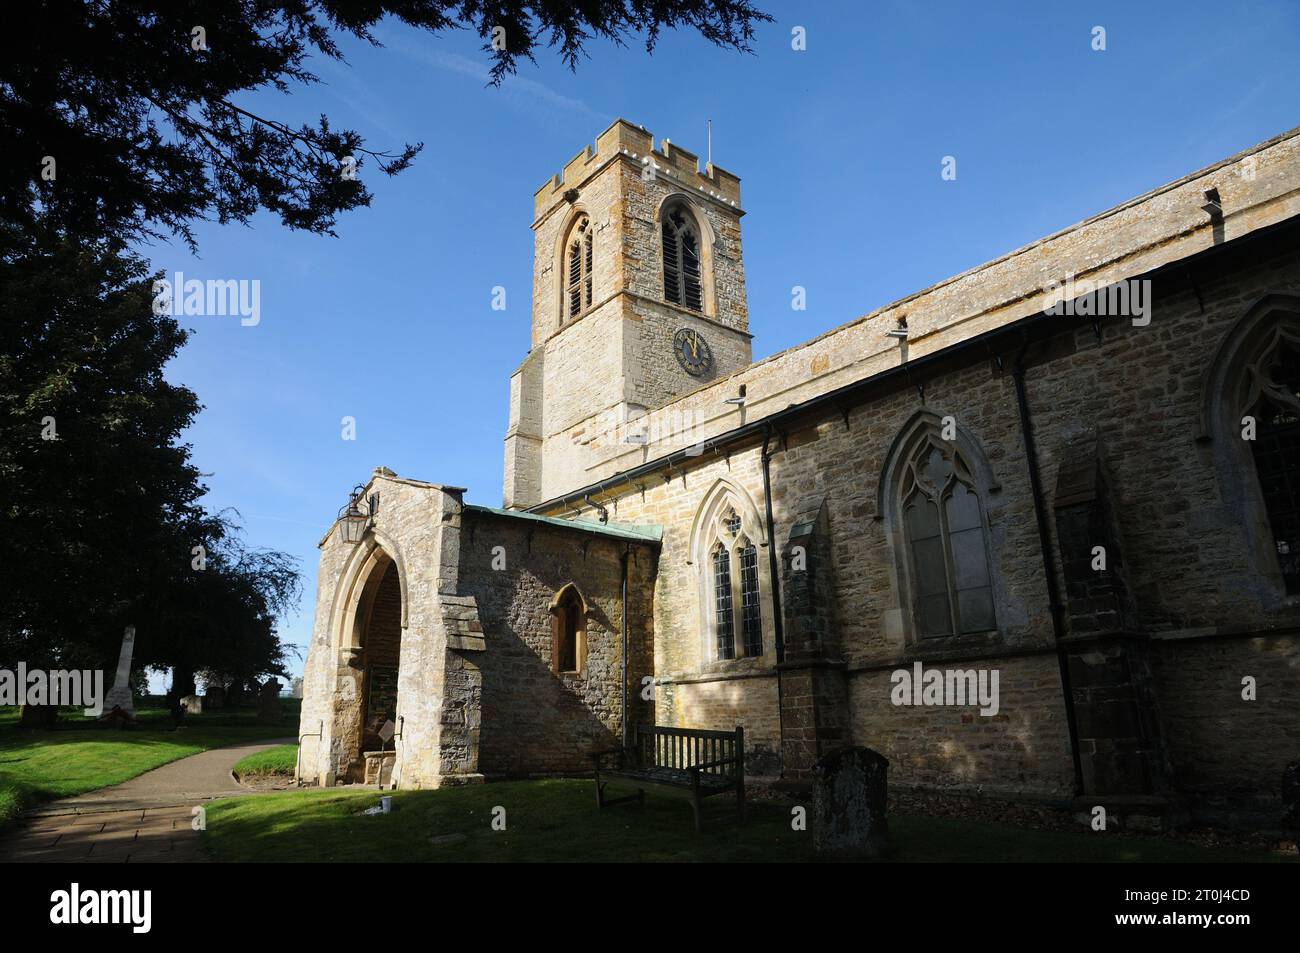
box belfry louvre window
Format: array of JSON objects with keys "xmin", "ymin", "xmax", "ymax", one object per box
[
  {"xmin": 1247, "ymin": 336, "xmax": 1300, "ymax": 592},
  {"xmin": 901, "ymin": 441, "xmax": 996, "ymax": 638},
  {"xmin": 566, "ymin": 217, "xmax": 593, "ymax": 320},
  {"xmin": 663, "ymin": 208, "xmax": 703, "ymax": 311}
]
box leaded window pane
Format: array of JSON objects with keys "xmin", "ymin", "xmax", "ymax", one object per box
[
  {"xmin": 946, "ymin": 482, "xmax": 981, "ymax": 532},
  {"xmin": 919, "ymin": 593, "xmax": 953, "ymax": 638},
  {"xmin": 948, "ymin": 526, "xmax": 991, "ymax": 591},
  {"xmin": 911, "ymin": 535, "xmax": 947, "ymax": 596},
  {"xmin": 903, "ymin": 441, "xmax": 998, "ymax": 638},
  {"xmin": 905, "ymin": 494, "xmax": 941, "ymax": 540},
  {"xmin": 713, "ymin": 545, "xmax": 735, "ymax": 660},
  {"xmin": 957, "ymin": 587, "xmax": 996, "ymax": 634},
  {"xmin": 739, "ymin": 543, "xmax": 762, "ymax": 656}
]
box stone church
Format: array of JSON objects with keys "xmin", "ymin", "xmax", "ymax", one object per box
[{"xmin": 299, "ymin": 119, "xmax": 1300, "ymax": 828}]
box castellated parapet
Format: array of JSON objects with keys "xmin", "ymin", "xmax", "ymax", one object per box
[{"xmin": 533, "ymin": 118, "xmax": 742, "ymax": 223}]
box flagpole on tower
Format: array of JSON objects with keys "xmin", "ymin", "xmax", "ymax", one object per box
[{"xmin": 707, "ymin": 118, "xmax": 713, "ymax": 166}]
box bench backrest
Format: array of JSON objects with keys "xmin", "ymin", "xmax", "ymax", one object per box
[{"xmin": 634, "ymin": 725, "xmax": 743, "ymax": 777}]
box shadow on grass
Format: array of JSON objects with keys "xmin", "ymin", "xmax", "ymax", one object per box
[
  {"xmin": 0, "ymin": 697, "xmax": 303, "ymax": 832},
  {"xmin": 202, "ymin": 780, "xmax": 1297, "ymax": 864}
]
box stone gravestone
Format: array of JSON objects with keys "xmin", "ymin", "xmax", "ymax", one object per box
[
  {"xmin": 100, "ymin": 625, "xmax": 137, "ymax": 720},
  {"xmin": 203, "ymin": 685, "xmax": 225, "ymax": 710},
  {"xmin": 364, "ymin": 719, "xmax": 398, "ymax": 787},
  {"xmin": 180, "ymin": 695, "xmax": 203, "ymax": 715},
  {"xmin": 812, "ymin": 746, "xmax": 889, "ymax": 858},
  {"xmin": 257, "ymin": 679, "xmax": 282, "ymax": 723},
  {"xmin": 1283, "ymin": 760, "xmax": 1300, "ymax": 852}
]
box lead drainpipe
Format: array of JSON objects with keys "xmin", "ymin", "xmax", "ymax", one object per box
[
  {"xmin": 1012, "ymin": 349, "xmax": 1085, "ymax": 797},
  {"xmin": 761, "ymin": 427, "xmax": 787, "ymax": 778},
  {"xmin": 760, "ymin": 428, "xmax": 786, "ymax": 662},
  {"xmin": 584, "ymin": 493, "xmax": 609, "ymax": 524},
  {"xmin": 620, "ymin": 546, "xmax": 631, "ymax": 748}
]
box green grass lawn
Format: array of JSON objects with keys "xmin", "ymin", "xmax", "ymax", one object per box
[
  {"xmin": 232, "ymin": 744, "xmax": 298, "ymax": 779},
  {"xmin": 0, "ymin": 696, "xmax": 300, "ymax": 832},
  {"xmin": 202, "ymin": 778, "xmax": 1297, "ymax": 863}
]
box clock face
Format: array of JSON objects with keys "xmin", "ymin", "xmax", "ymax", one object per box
[{"xmin": 674, "ymin": 327, "xmax": 714, "ymax": 377}]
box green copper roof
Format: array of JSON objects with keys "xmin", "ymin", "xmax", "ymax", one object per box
[{"xmin": 463, "ymin": 504, "xmax": 663, "ymax": 544}]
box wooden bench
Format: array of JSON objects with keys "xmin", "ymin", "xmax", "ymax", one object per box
[{"xmin": 593, "ymin": 725, "xmax": 745, "ymax": 832}]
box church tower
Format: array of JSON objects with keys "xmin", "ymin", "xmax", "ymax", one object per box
[{"xmin": 503, "ymin": 119, "xmax": 752, "ymax": 509}]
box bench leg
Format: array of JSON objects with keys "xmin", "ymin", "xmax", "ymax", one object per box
[
  {"xmin": 736, "ymin": 785, "xmax": 746, "ymax": 824},
  {"xmin": 691, "ymin": 794, "xmax": 703, "ymax": 833}
]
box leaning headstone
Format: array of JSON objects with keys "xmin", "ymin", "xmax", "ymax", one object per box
[
  {"xmin": 257, "ymin": 680, "xmax": 282, "ymax": 723},
  {"xmin": 203, "ymin": 685, "xmax": 225, "ymax": 710},
  {"xmin": 812, "ymin": 746, "xmax": 889, "ymax": 858},
  {"xmin": 180, "ymin": 695, "xmax": 203, "ymax": 715},
  {"xmin": 100, "ymin": 625, "xmax": 137, "ymax": 720}
]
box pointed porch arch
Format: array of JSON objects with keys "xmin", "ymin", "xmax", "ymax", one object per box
[{"xmin": 323, "ymin": 530, "xmax": 412, "ymax": 783}]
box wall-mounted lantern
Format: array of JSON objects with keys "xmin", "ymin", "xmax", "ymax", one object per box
[{"xmin": 336, "ymin": 484, "xmax": 378, "ymax": 544}]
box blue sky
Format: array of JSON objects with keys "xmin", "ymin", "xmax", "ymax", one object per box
[{"xmin": 148, "ymin": 0, "xmax": 1300, "ymax": 684}]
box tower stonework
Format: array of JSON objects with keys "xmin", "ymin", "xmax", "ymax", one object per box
[{"xmin": 503, "ymin": 119, "xmax": 752, "ymax": 509}]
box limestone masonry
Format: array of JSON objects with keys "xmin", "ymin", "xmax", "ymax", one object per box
[{"xmin": 301, "ymin": 119, "xmax": 1300, "ymax": 828}]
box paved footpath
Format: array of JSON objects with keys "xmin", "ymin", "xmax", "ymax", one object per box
[{"xmin": 0, "ymin": 738, "xmax": 294, "ymax": 864}]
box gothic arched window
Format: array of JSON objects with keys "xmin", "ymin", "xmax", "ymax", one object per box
[
  {"xmin": 550, "ymin": 584, "xmax": 586, "ymax": 673},
  {"xmin": 1199, "ymin": 298, "xmax": 1300, "ymax": 601},
  {"xmin": 704, "ymin": 504, "xmax": 763, "ymax": 660},
  {"xmin": 662, "ymin": 207, "xmax": 703, "ymax": 311},
  {"xmin": 900, "ymin": 440, "xmax": 996, "ymax": 638},
  {"xmin": 565, "ymin": 216, "xmax": 593, "ymax": 321},
  {"xmin": 1245, "ymin": 334, "xmax": 1300, "ymax": 592}
]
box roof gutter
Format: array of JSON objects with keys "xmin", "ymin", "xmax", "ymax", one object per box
[
  {"xmin": 529, "ymin": 309, "xmax": 1054, "ymax": 516},
  {"xmin": 527, "ymin": 215, "xmax": 1297, "ymax": 519}
]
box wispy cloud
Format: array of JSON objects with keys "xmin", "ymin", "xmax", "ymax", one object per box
[
  {"xmin": 377, "ymin": 29, "xmax": 602, "ymax": 120},
  {"xmin": 316, "ymin": 58, "xmax": 408, "ymax": 141}
]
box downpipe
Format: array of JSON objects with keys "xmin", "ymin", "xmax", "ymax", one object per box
[
  {"xmin": 761, "ymin": 427, "xmax": 787, "ymax": 779},
  {"xmin": 1012, "ymin": 350, "xmax": 1085, "ymax": 797},
  {"xmin": 620, "ymin": 547, "xmax": 631, "ymax": 748}
]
